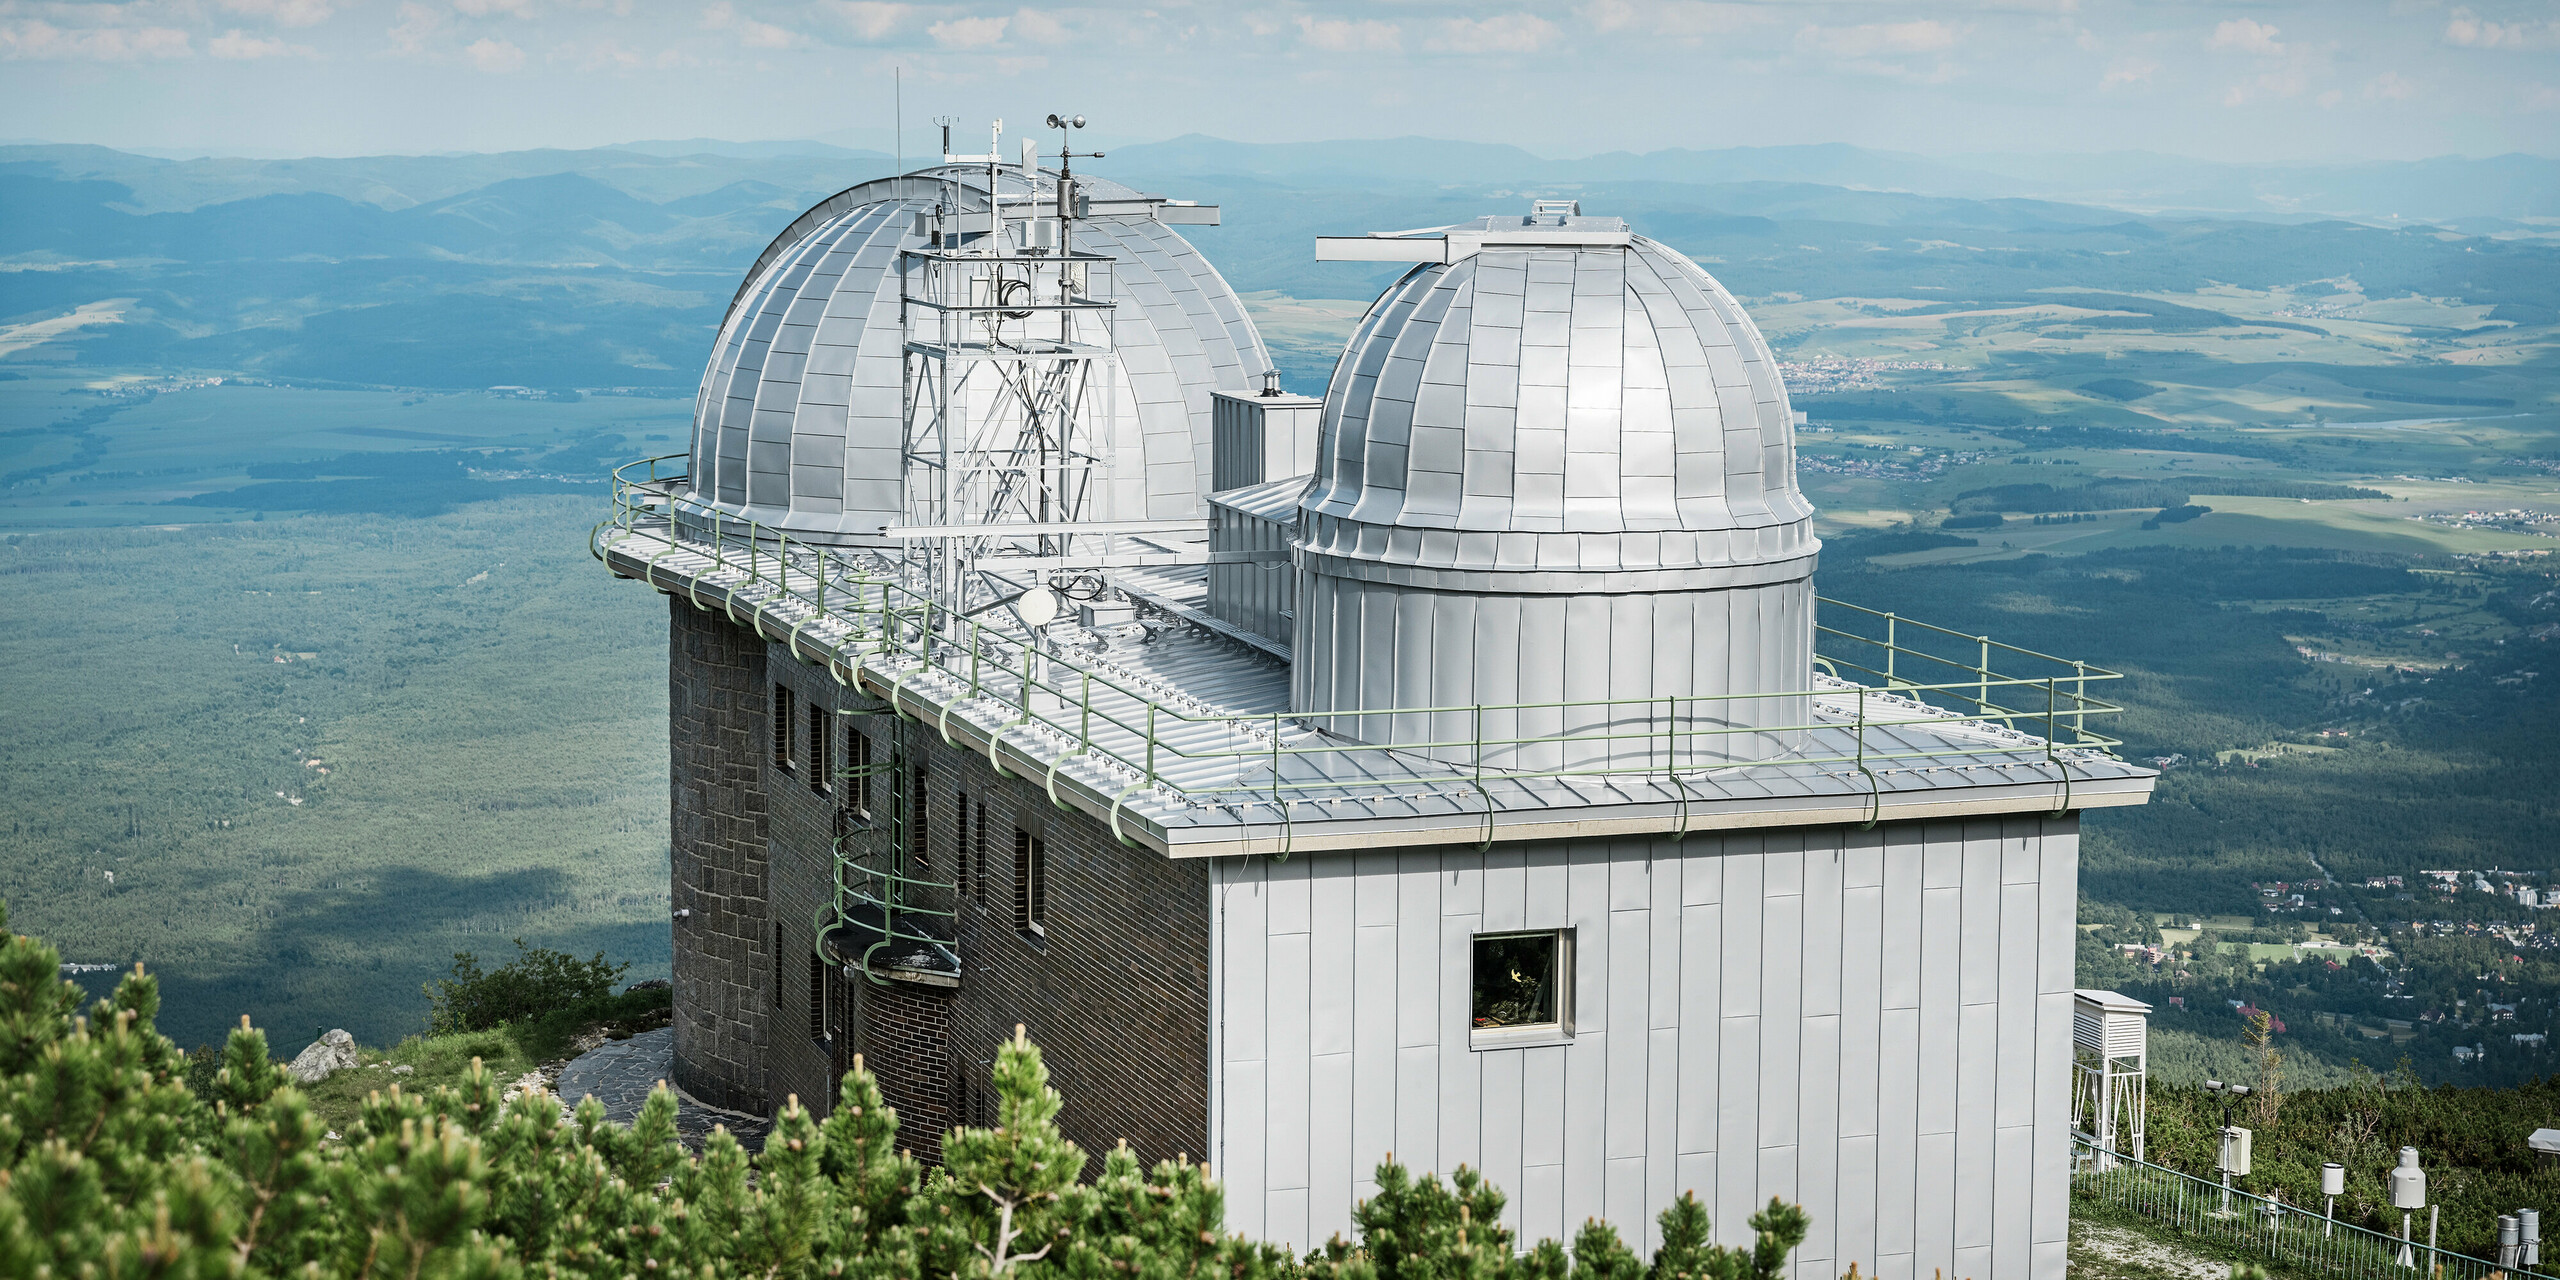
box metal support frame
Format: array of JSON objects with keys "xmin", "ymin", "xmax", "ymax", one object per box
[{"xmin": 2077, "ymin": 1046, "xmax": 2149, "ymax": 1168}]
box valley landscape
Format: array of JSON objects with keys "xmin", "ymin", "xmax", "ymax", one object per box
[{"xmin": 5, "ymin": 135, "xmax": 2559, "ymax": 1085}]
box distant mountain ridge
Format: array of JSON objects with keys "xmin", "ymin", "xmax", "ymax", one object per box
[
  {"xmin": 3, "ymin": 141, "xmax": 2554, "ymax": 391},
  {"xmin": 1103, "ymin": 135, "xmax": 2559, "ymax": 223},
  {"xmin": 6, "ymin": 136, "xmax": 2553, "ymax": 223}
]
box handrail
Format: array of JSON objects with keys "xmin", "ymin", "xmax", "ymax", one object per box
[
  {"xmin": 2071, "ymin": 1134, "xmax": 2554, "ymax": 1280},
  {"xmin": 595, "ymin": 459, "xmax": 2131, "ymax": 820}
]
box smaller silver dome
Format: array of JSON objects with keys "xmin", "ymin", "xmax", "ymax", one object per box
[
  {"xmin": 1298, "ymin": 220, "xmax": 1815, "ymax": 592},
  {"xmin": 1290, "ymin": 215, "xmax": 1818, "ymax": 768}
]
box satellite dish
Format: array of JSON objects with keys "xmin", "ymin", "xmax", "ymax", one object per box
[{"xmin": 1016, "ymin": 588, "xmax": 1060, "ymax": 627}]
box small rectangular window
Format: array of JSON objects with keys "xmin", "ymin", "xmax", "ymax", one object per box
[
  {"xmin": 772, "ymin": 684, "xmax": 796, "ymax": 772},
  {"xmin": 773, "ymin": 920, "xmax": 784, "ymax": 1008},
  {"xmin": 807, "ymin": 708, "xmax": 831, "ymax": 795},
  {"xmin": 1470, "ymin": 929, "xmax": 1573, "ymax": 1049},
  {"xmin": 910, "ymin": 768, "xmax": 930, "ymax": 871},
  {"xmin": 1013, "ymin": 826, "xmax": 1046, "ymax": 939}
]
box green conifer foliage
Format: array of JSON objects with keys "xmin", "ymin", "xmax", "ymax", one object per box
[{"xmin": 0, "ymin": 903, "xmax": 1815, "ymax": 1279}]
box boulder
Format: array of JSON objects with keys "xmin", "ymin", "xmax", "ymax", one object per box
[{"xmin": 288, "ymin": 1029, "xmax": 358, "ymax": 1083}]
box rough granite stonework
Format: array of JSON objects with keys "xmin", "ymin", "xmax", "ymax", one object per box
[{"xmin": 668, "ymin": 599, "xmax": 772, "ymax": 1114}]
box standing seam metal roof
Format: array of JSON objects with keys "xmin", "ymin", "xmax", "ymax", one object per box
[{"xmin": 1299, "ymin": 234, "xmax": 1815, "ymax": 587}]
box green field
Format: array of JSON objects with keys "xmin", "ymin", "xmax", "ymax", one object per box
[{"xmin": 1, "ymin": 493, "xmax": 671, "ymax": 1049}]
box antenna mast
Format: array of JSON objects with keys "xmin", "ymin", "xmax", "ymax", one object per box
[{"xmin": 896, "ymin": 116, "xmax": 1122, "ymax": 621}]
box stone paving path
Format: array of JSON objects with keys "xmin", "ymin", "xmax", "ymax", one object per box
[{"xmin": 553, "ymin": 1028, "xmax": 774, "ymax": 1150}]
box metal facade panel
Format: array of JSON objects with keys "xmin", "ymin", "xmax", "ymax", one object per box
[
  {"xmin": 1607, "ymin": 908, "xmax": 1651, "ymax": 1159},
  {"xmin": 1308, "ymin": 1051, "xmax": 1356, "ymax": 1242},
  {"xmin": 1352, "ymin": 921, "xmax": 1398, "ymax": 1182},
  {"xmin": 1437, "ymin": 916, "xmax": 1482, "ymax": 1177},
  {"xmin": 1716, "ymin": 1013, "xmax": 1760, "ymax": 1237},
  {"xmin": 1225, "ymin": 1056, "xmax": 1269, "ymax": 1234},
  {"xmin": 1675, "ymin": 902, "xmax": 1723, "ymax": 1154},
  {"xmin": 1993, "ymin": 1123, "xmax": 2034, "ymax": 1280},
  {"xmin": 1201, "ymin": 821, "xmax": 2072, "ymax": 1264},
  {"xmin": 1914, "ymin": 1130, "xmax": 1955, "ymax": 1279},
  {"xmin": 1478, "ymin": 1033, "xmax": 1526, "ymax": 1223},
  {"xmin": 1875, "ymin": 1005, "xmax": 1920, "ymax": 1258},
  {"xmin": 1917, "ymin": 884, "xmax": 1961, "ymax": 1136},
  {"xmin": 1757, "ymin": 878, "xmax": 1803, "ymax": 1152},
  {"xmin": 1954, "ymin": 1002, "xmax": 1998, "ymax": 1253},
  {"xmin": 1996, "ymin": 881, "xmax": 2040, "ymax": 1130},
  {"xmin": 1267, "ymin": 929, "xmax": 1312, "ymax": 1189}
]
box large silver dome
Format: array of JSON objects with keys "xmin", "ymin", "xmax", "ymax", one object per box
[
  {"xmin": 690, "ymin": 166, "xmax": 1270, "ymax": 543},
  {"xmin": 1290, "ymin": 215, "xmax": 1819, "ymax": 767}
]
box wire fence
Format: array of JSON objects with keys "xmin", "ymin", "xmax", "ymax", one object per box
[
  {"xmin": 2071, "ymin": 1136, "xmax": 2554, "ymax": 1280},
  {"xmin": 593, "ymin": 457, "xmax": 2131, "ymax": 826}
]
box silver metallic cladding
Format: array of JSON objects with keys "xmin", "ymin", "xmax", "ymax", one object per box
[
  {"xmin": 688, "ymin": 165, "xmax": 1273, "ymax": 543},
  {"xmin": 1291, "ymin": 235, "xmax": 1821, "ymax": 763}
]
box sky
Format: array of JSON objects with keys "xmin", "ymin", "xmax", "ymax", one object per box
[{"xmin": 0, "ymin": 0, "xmax": 2554, "ymax": 163}]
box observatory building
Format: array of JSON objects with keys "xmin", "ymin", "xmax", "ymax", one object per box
[{"xmin": 593, "ymin": 131, "xmax": 2155, "ymax": 1280}]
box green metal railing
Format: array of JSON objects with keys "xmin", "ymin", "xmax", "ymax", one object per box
[
  {"xmin": 813, "ymin": 708, "xmax": 955, "ymax": 984},
  {"xmin": 594, "ymin": 457, "xmax": 2129, "ymax": 841},
  {"xmin": 2072, "ymin": 1136, "xmax": 2553, "ymax": 1280}
]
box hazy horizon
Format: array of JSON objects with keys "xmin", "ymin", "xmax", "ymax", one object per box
[{"xmin": 3, "ymin": 1, "xmax": 2555, "ymax": 165}]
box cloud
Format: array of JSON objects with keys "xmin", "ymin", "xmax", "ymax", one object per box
[
  {"xmin": 822, "ymin": 2, "xmax": 907, "ymax": 40},
  {"xmin": 388, "ymin": 1, "xmax": 445, "ymax": 54},
  {"xmin": 2526, "ymin": 83, "xmax": 2560, "ymax": 111},
  {"xmin": 2207, "ymin": 18, "xmax": 2283, "ymax": 56},
  {"xmin": 466, "ymin": 35, "xmax": 525, "ymax": 69},
  {"xmin": 0, "ymin": 21, "xmax": 191, "ymax": 60},
  {"xmin": 2223, "ymin": 64, "xmax": 2307, "ymax": 106},
  {"xmin": 1796, "ymin": 20, "xmax": 1956, "ymax": 59},
  {"xmin": 1580, "ymin": 0, "xmax": 1761, "ymax": 38},
  {"xmin": 2443, "ymin": 7, "xmax": 2556, "ymax": 50},
  {"xmin": 211, "ymin": 28, "xmax": 316, "ymax": 57},
  {"xmin": 2318, "ymin": 89, "xmax": 2343, "ymax": 108},
  {"xmin": 455, "ymin": 0, "xmax": 536, "ymax": 17},
  {"xmin": 1295, "ymin": 14, "xmax": 1400, "ymax": 53},
  {"xmin": 702, "ymin": 2, "xmax": 798, "ymax": 48},
  {"xmin": 1011, "ymin": 7, "xmax": 1068, "ymax": 44},
  {"xmin": 219, "ymin": 0, "xmax": 336, "ymax": 28},
  {"xmin": 2365, "ymin": 70, "xmax": 2417, "ymax": 100},
  {"xmin": 929, "ymin": 13, "xmax": 1008, "ymax": 47},
  {"xmin": 2101, "ymin": 57, "xmax": 2155, "ymax": 88},
  {"xmin": 1431, "ymin": 13, "xmax": 1556, "ymax": 54}
]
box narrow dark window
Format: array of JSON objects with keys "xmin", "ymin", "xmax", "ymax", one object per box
[
  {"xmin": 808, "ymin": 951, "xmax": 826, "ymax": 1041},
  {"xmin": 772, "ymin": 683, "xmax": 795, "ymax": 771},
  {"xmin": 1470, "ymin": 929, "xmax": 1574, "ymax": 1047},
  {"xmin": 972, "ymin": 800, "xmax": 988, "ymax": 904},
  {"xmin": 909, "ymin": 767, "xmax": 930, "ymax": 871},
  {"xmin": 772, "ymin": 920, "xmax": 784, "ymax": 1007},
  {"xmin": 808, "ymin": 707, "xmax": 831, "ymax": 795},
  {"xmin": 1013, "ymin": 827, "xmax": 1045, "ymax": 938},
  {"xmin": 955, "ymin": 791, "xmax": 972, "ymax": 898}
]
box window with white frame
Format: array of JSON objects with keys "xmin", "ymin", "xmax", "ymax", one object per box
[{"xmin": 1469, "ymin": 928, "xmax": 1573, "ymax": 1048}]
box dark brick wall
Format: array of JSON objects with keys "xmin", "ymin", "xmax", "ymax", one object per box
[
  {"xmin": 856, "ymin": 979, "xmax": 954, "ymax": 1165},
  {"xmin": 668, "ymin": 600, "xmax": 772, "ymax": 1114},
  {"xmin": 902, "ymin": 722, "xmax": 1215, "ymax": 1172},
  {"xmin": 671, "ymin": 610, "xmax": 1217, "ymax": 1163}
]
